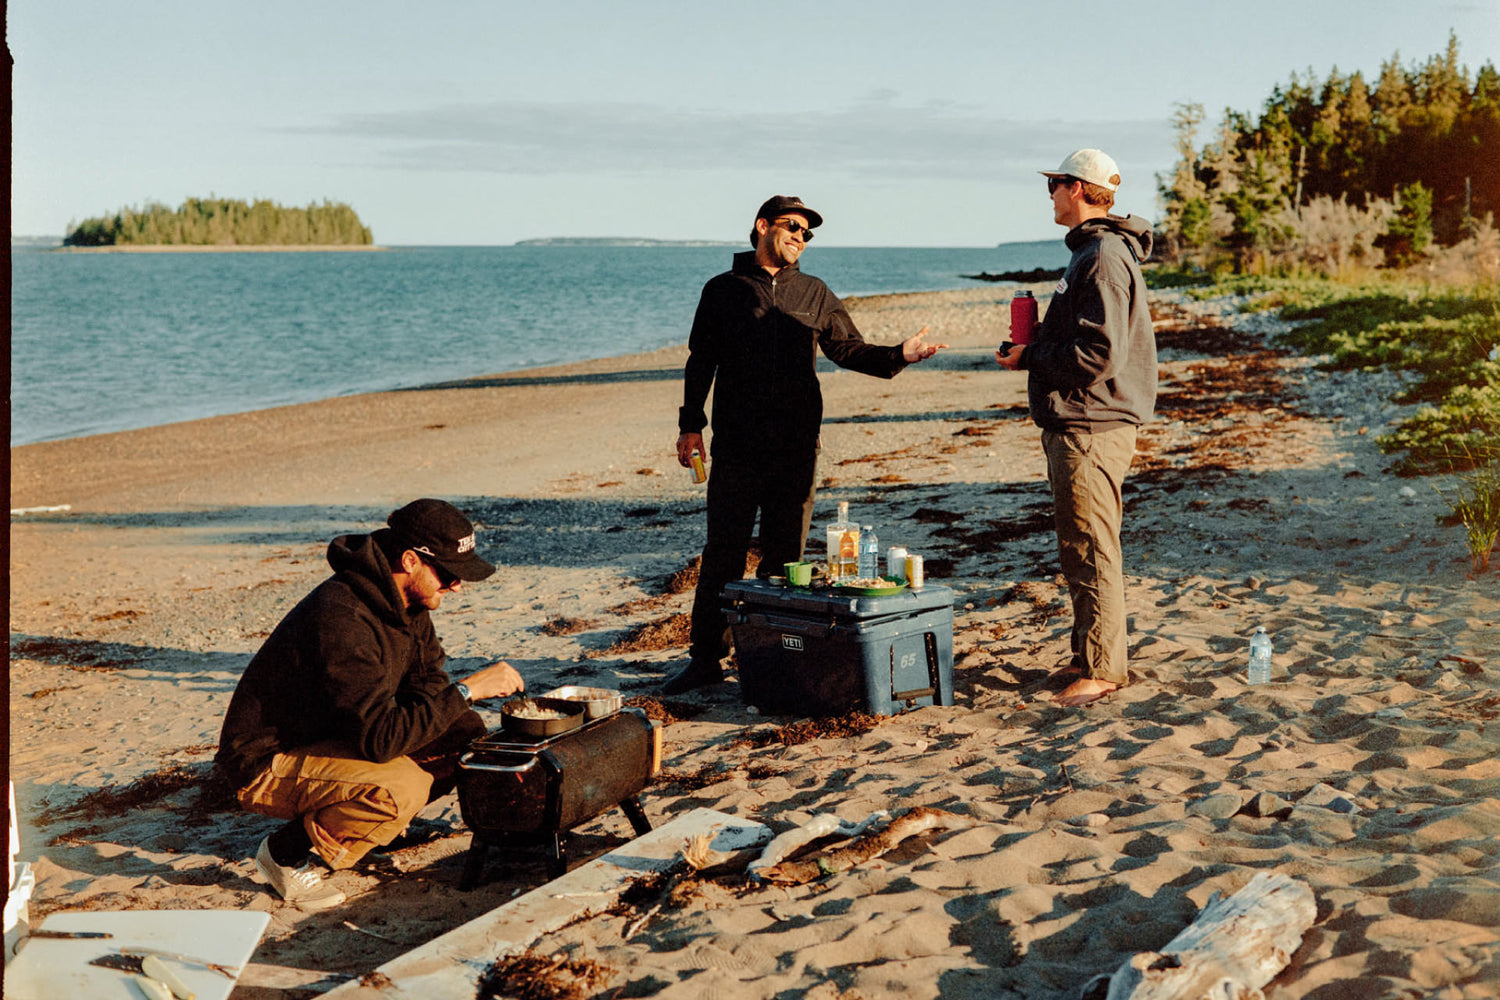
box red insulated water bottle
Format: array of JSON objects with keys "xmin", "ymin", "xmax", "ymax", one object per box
[{"xmin": 1010, "ymin": 290, "xmax": 1038, "ymax": 345}]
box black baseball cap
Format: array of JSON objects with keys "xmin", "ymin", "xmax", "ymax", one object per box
[
  {"xmin": 386, "ymin": 498, "xmax": 496, "ymax": 582},
  {"xmin": 755, "ymin": 195, "xmax": 823, "ymax": 229}
]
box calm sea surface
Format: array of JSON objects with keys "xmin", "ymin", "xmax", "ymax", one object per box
[{"xmin": 10, "ymin": 242, "xmax": 1067, "ymax": 445}]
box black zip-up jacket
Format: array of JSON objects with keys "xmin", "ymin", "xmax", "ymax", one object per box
[
  {"xmin": 1023, "ymin": 214, "xmax": 1157, "ymax": 432},
  {"xmin": 216, "ymin": 531, "xmax": 473, "ymax": 786},
  {"xmin": 678, "ymin": 251, "xmax": 908, "ymax": 458}
]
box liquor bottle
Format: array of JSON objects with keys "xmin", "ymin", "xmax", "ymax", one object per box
[{"xmin": 824, "ymin": 502, "xmax": 859, "ymax": 582}]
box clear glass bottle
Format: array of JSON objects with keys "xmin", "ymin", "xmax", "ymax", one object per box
[
  {"xmin": 858, "ymin": 525, "xmax": 880, "ymax": 578},
  {"xmin": 824, "ymin": 502, "xmax": 859, "ymax": 581},
  {"xmin": 1248, "ymin": 626, "xmax": 1272, "ymax": 684}
]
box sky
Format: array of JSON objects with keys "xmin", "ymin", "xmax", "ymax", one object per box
[{"xmin": 9, "ymin": 0, "xmax": 1500, "ymax": 247}]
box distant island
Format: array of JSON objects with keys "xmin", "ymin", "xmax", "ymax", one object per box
[
  {"xmin": 515, "ymin": 237, "xmax": 740, "ymax": 247},
  {"xmin": 63, "ymin": 197, "xmax": 375, "ymax": 248},
  {"xmin": 963, "ymin": 265, "xmax": 1067, "ymax": 283}
]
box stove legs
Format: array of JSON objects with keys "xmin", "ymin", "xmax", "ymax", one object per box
[
  {"xmin": 459, "ymin": 834, "xmax": 567, "ymax": 889},
  {"xmin": 621, "ymin": 795, "xmax": 652, "ymax": 836},
  {"xmin": 458, "ymin": 799, "xmax": 654, "ymax": 889},
  {"xmin": 546, "ymin": 831, "xmax": 567, "ymax": 880},
  {"xmin": 459, "ymin": 839, "xmax": 490, "ymax": 892}
]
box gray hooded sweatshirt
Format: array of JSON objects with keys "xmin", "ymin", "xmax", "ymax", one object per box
[{"xmin": 1023, "ymin": 214, "xmax": 1156, "ymax": 432}]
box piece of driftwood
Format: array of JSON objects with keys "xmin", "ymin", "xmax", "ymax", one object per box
[
  {"xmin": 678, "ymin": 833, "xmax": 767, "ymax": 876},
  {"xmin": 1082, "ymin": 872, "xmax": 1316, "ymax": 1000},
  {"xmin": 746, "ymin": 810, "xmax": 889, "ymax": 880},
  {"xmin": 756, "ymin": 807, "xmax": 976, "ymax": 886}
]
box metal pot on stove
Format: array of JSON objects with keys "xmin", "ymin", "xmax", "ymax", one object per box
[{"xmin": 497, "ymin": 696, "xmax": 585, "ymax": 739}]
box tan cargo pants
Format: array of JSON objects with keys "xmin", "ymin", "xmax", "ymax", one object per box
[
  {"xmin": 1042, "ymin": 425, "xmax": 1137, "ymax": 686},
  {"xmin": 235, "ymin": 740, "xmax": 436, "ymax": 870}
]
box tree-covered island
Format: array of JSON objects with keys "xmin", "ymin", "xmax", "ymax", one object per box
[{"xmin": 63, "ymin": 197, "xmax": 375, "ymax": 248}]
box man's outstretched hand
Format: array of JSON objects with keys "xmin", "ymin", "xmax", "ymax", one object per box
[{"xmin": 902, "ymin": 326, "xmax": 947, "ymax": 362}]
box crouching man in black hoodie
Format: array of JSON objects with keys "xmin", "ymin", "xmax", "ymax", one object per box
[
  {"xmin": 996, "ymin": 149, "xmax": 1157, "ymax": 708},
  {"xmin": 216, "ymin": 498, "xmax": 524, "ymax": 908}
]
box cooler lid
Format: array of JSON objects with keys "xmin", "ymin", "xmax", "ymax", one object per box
[{"xmin": 722, "ymin": 579, "xmax": 954, "ymax": 619}]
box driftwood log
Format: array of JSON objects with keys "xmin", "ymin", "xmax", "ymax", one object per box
[
  {"xmin": 755, "ymin": 806, "xmax": 976, "ymax": 885},
  {"xmin": 745, "ymin": 811, "xmax": 889, "ymax": 880},
  {"xmin": 1083, "ymin": 872, "xmax": 1316, "ymax": 1000}
]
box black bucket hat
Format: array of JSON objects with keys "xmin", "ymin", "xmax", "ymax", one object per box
[{"xmin": 387, "ymin": 498, "xmax": 496, "ymax": 581}]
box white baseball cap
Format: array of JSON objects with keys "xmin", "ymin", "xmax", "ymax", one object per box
[{"xmin": 1040, "ymin": 149, "xmax": 1122, "ymax": 192}]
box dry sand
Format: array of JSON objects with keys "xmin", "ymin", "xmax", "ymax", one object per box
[{"xmin": 8, "ymin": 284, "xmax": 1499, "ymax": 999}]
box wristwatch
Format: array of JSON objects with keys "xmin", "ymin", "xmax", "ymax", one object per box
[{"xmin": 455, "ymin": 682, "xmax": 473, "ymax": 703}]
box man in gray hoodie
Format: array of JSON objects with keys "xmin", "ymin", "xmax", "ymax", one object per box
[{"xmin": 997, "ymin": 149, "xmax": 1157, "ymax": 707}]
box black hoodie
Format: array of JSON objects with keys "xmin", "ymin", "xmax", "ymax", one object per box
[
  {"xmin": 216, "ymin": 530, "xmax": 474, "ymax": 785},
  {"xmin": 1024, "ymin": 214, "xmax": 1157, "ymax": 432}
]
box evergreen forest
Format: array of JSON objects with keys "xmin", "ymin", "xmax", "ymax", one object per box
[
  {"xmin": 1156, "ymin": 33, "xmax": 1499, "ymax": 275},
  {"xmin": 63, "ymin": 197, "xmax": 374, "ymax": 247}
]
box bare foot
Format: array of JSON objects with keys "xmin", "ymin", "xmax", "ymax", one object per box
[{"xmin": 1053, "ymin": 677, "xmax": 1119, "ymax": 707}]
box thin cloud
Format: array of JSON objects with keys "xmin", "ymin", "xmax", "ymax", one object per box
[{"xmin": 288, "ymin": 97, "xmax": 1169, "ymax": 179}]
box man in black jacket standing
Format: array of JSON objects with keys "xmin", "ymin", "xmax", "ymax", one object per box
[
  {"xmin": 217, "ymin": 498, "xmax": 524, "ymax": 908},
  {"xmin": 665, "ymin": 195, "xmax": 944, "ymax": 694},
  {"xmin": 997, "ymin": 150, "xmax": 1157, "ymax": 707}
]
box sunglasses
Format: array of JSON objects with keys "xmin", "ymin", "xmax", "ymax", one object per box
[
  {"xmin": 1047, "ymin": 176, "xmax": 1077, "ymax": 195},
  {"xmin": 422, "ymin": 556, "xmax": 461, "ymax": 591},
  {"xmin": 773, "ymin": 218, "xmax": 815, "ymax": 241}
]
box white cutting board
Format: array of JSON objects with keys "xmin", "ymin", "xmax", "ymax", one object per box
[{"xmin": 3, "ymin": 909, "xmax": 270, "ymax": 1000}]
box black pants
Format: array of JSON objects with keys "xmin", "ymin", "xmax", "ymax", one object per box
[{"xmin": 689, "ymin": 448, "xmax": 818, "ymax": 664}]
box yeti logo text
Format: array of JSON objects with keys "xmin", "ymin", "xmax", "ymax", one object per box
[{"xmin": 782, "ymin": 635, "xmax": 804, "ymax": 651}]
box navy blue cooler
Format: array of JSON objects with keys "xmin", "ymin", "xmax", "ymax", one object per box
[{"xmin": 723, "ymin": 579, "xmax": 955, "ymax": 716}]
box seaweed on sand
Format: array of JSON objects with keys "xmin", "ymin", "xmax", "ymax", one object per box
[
  {"xmin": 601, "ymin": 614, "xmax": 692, "ymax": 655},
  {"xmin": 475, "ymin": 950, "xmax": 614, "ymax": 1000}
]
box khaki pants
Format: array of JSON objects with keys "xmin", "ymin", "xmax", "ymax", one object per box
[
  {"xmin": 235, "ymin": 710, "xmax": 485, "ymax": 870},
  {"xmin": 1042, "ymin": 425, "xmax": 1137, "ymax": 686},
  {"xmin": 236, "ymin": 740, "xmax": 435, "ymax": 869}
]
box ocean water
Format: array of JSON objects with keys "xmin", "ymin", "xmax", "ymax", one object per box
[{"xmin": 9, "ymin": 241, "xmax": 1067, "ymax": 445}]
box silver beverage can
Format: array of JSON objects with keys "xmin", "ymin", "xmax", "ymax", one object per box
[
  {"xmin": 887, "ymin": 546, "xmax": 908, "ymax": 579},
  {"xmin": 904, "ymin": 554, "xmax": 924, "ymax": 590}
]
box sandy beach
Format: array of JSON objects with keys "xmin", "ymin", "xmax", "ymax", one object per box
[{"xmin": 9, "ymin": 284, "xmax": 1499, "ymax": 998}]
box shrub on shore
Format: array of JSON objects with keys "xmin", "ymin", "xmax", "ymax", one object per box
[{"xmin": 1159, "ymin": 272, "xmax": 1499, "ymax": 571}]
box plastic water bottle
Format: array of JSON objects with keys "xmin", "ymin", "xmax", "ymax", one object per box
[
  {"xmin": 1248, "ymin": 627, "xmax": 1272, "ymax": 684},
  {"xmin": 858, "ymin": 526, "xmax": 880, "ymax": 578}
]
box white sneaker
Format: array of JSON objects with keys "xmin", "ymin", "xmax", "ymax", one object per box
[{"xmin": 255, "ymin": 837, "xmax": 346, "ymax": 909}]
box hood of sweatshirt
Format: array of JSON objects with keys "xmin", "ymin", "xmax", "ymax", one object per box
[
  {"xmin": 326, "ymin": 530, "xmax": 415, "ymax": 630},
  {"xmin": 1067, "ymin": 214, "xmax": 1153, "ymax": 262}
]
